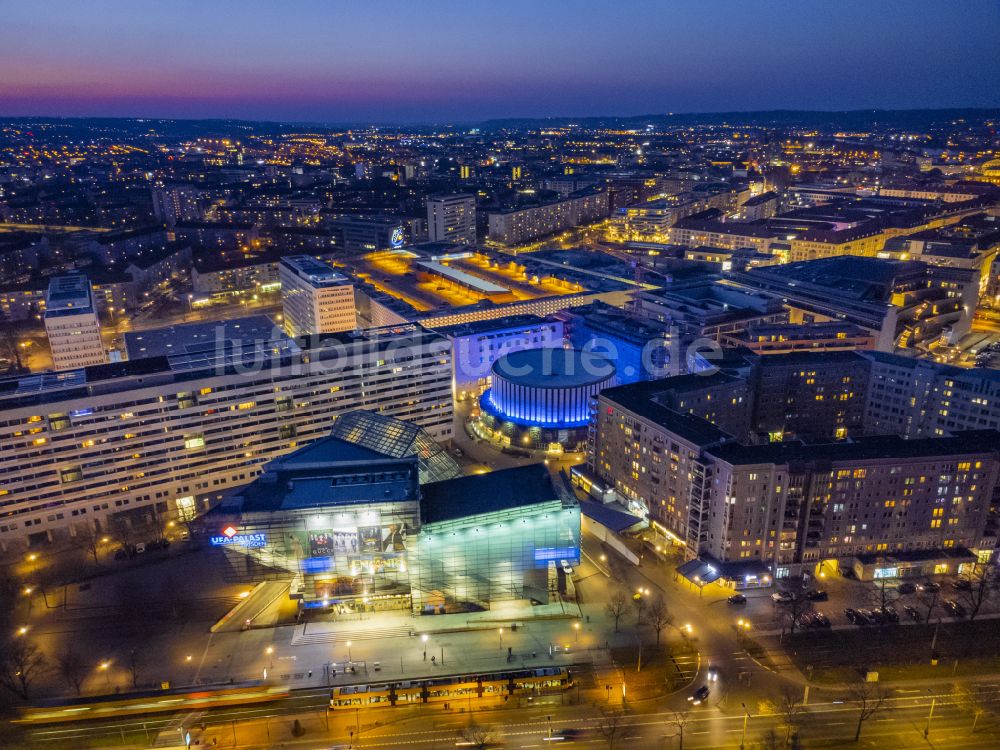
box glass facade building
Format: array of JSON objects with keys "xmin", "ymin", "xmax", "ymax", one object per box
[{"xmin": 410, "ymin": 500, "xmax": 580, "ymax": 613}]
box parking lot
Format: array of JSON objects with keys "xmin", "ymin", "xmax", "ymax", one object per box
[{"xmin": 710, "ymin": 568, "xmax": 1000, "ymax": 636}]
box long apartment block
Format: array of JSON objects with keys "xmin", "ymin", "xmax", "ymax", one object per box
[{"xmin": 0, "ymin": 325, "xmax": 453, "ymax": 550}]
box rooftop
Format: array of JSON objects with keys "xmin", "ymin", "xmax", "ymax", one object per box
[
  {"xmin": 420, "ymin": 464, "xmax": 560, "ymax": 525},
  {"xmin": 123, "ymin": 315, "xmax": 285, "ymax": 360},
  {"xmin": 492, "ymin": 347, "xmax": 615, "ymax": 388},
  {"xmin": 708, "ymin": 430, "xmax": 1000, "ymax": 466}
]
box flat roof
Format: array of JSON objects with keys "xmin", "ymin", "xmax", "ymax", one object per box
[
  {"xmin": 492, "ymin": 348, "xmax": 615, "ymax": 388},
  {"xmin": 45, "ymin": 275, "xmax": 94, "ymax": 314},
  {"xmin": 420, "ymin": 464, "xmax": 560, "ymax": 525},
  {"xmin": 124, "ymin": 315, "xmax": 284, "ymax": 360},
  {"xmin": 416, "ymin": 261, "xmax": 510, "ymax": 295},
  {"xmin": 709, "ymin": 430, "xmax": 1000, "ymax": 466},
  {"xmin": 280, "ymin": 255, "xmax": 349, "ymax": 286},
  {"xmin": 599, "ymin": 379, "xmax": 732, "ymax": 447}
]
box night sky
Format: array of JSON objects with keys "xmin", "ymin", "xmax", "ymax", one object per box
[{"xmin": 2, "ymin": 0, "xmax": 998, "ymax": 123}]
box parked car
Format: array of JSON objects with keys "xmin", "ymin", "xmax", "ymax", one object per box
[
  {"xmin": 845, "ymin": 607, "xmax": 861, "ymax": 624},
  {"xmin": 921, "ymin": 581, "xmax": 942, "ymax": 593},
  {"xmin": 903, "ymin": 605, "xmax": 922, "ymax": 622},
  {"xmin": 813, "ymin": 612, "xmax": 832, "ymax": 628},
  {"xmin": 727, "ymin": 593, "xmax": 747, "ymax": 605},
  {"xmin": 134, "ymin": 542, "xmax": 146, "ymax": 554},
  {"xmin": 943, "ymin": 600, "xmax": 967, "ymax": 618},
  {"xmin": 857, "ymin": 608, "xmax": 877, "ymax": 625},
  {"xmin": 113, "ymin": 548, "xmax": 129, "ymax": 561},
  {"xmin": 952, "ymin": 578, "xmax": 973, "ymax": 591},
  {"xmin": 897, "ymin": 582, "xmax": 916, "ymax": 595},
  {"xmin": 805, "ymin": 589, "xmax": 828, "ymax": 601},
  {"xmin": 771, "ymin": 591, "xmax": 794, "ymax": 604},
  {"xmin": 689, "ymin": 685, "xmax": 710, "ymax": 705},
  {"xmin": 879, "ymin": 607, "xmax": 899, "ymax": 623},
  {"xmin": 146, "ymin": 538, "xmax": 170, "ymax": 551}
]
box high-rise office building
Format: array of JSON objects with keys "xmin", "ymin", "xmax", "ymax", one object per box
[
  {"xmin": 44, "ymin": 275, "xmax": 107, "ymax": 370},
  {"xmin": 279, "ymin": 255, "xmax": 356, "ymax": 338},
  {"xmin": 427, "ymin": 194, "xmax": 477, "ymax": 245}
]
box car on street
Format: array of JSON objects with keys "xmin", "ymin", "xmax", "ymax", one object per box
[
  {"xmin": 771, "ymin": 591, "xmax": 794, "ymax": 604},
  {"xmin": 805, "ymin": 589, "xmax": 828, "ymax": 601},
  {"xmin": 897, "ymin": 582, "xmax": 916, "ymax": 595},
  {"xmin": 707, "ymin": 666, "xmax": 719, "ymax": 682},
  {"xmin": 943, "ymin": 600, "xmax": 967, "ymax": 618},
  {"xmin": 921, "ymin": 581, "xmax": 942, "ymax": 592},
  {"xmin": 903, "ymin": 605, "xmax": 922, "ymax": 622},
  {"xmin": 689, "ymin": 685, "xmax": 710, "ymax": 705},
  {"xmin": 727, "ymin": 593, "xmax": 747, "ymax": 605},
  {"xmin": 952, "ymin": 578, "xmax": 973, "ymax": 591}
]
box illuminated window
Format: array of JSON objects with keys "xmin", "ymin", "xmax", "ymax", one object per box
[{"xmin": 184, "ymin": 434, "xmax": 206, "ymax": 450}]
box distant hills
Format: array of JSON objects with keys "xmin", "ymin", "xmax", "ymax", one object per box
[
  {"xmin": 477, "ymin": 109, "xmax": 1000, "ymax": 131},
  {"xmin": 2, "ymin": 109, "xmax": 998, "ymax": 135}
]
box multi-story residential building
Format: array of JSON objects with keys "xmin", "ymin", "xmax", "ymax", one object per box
[
  {"xmin": 0, "ymin": 325, "xmax": 453, "ymax": 550},
  {"xmin": 427, "ymin": 194, "xmax": 476, "ymax": 245},
  {"xmin": 43, "ymin": 275, "xmax": 108, "ymax": 370},
  {"xmin": 589, "ymin": 374, "xmax": 1000, "ymax": 580},
  {"xmin": 487, "ymin": 190, "xmax": 609, "ymax": 245},
  {"xmin": 151, "ymin": 184, "xmax": 201, "ymax": 225},
  {"xmin": 279, "ymin": 255, "xmax": 356, "ymax": 337}
]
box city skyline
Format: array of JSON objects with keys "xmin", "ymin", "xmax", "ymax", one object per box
[{"xmin": 1, "ymin": 0, "xmax": 999, "ymax": 123}]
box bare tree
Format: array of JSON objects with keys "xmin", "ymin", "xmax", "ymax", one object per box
[
  {"xmin": 605, "ymin": 590, "xmax": 629, "ymax": 634},
  {"xmin": 955, "ymin": 683, "xmax": 996, "ymax": 733},
  {"xmin": 57, "ymin": 648, "xmax": 88, "ymax": 696},
  {"xmin": 0, "ymin": 311, "xmax": 26, "ymax": 374},
  {"xmin": 920, "ymin": 586, "xmax": 940, "ymax": 624},
  {"xmin": 595, "ymin": 709, "xmax": 625, "ymax": 750},
  {"xmin": 844, "ymin": 676, "xmax": 891, "ymax": 742},
  {"xmin": 0, "ymin": 638, "xmax": 48, "ymax": 700},
  {"xmin": 125, "ymin": 647, "xmax": 143, "ymax": 689},
  {"xmin": 780, "ymin": 594, "xmax": 812, "ymax": 637},
  {"xmin": 762, "ymin": 688, "xmax": 804, "ymax": 748},
  {"xmin": 753, "ymin": 728, "xmax": 781, "ymax": 750},
  {"xmin": 632, "ymin": 593, "xmax": 647, "ymax": 627},
  {"xmin": 645, "ymin": 596, "xmax": 673, "ymax": 646},
  {"xmin": 457, "ymin": 721, "xmax": 494, "ymax": 749},
  {"xmin": 71, "ymin": 525, "xmax": 103, "ymax": 565},
  {"xmin": 956, "ymin": 562, "xmax": 1000, "ymax": 621},
  {"xmin": 667, "ymin": 709, "xmax": 691, "ymax": 750},
  {"xmin": 868, "ymin": 575, "xmax": 899, "ymax": 628}
]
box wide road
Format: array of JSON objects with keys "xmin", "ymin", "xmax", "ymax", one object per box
[{"xmin": 27, "ymin": 672, "xmax": 1000, "ymax": 748}]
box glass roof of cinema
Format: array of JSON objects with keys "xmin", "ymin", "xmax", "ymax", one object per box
[{"xmin": 329, "ymin": 410, "xmax": 462, "ymax": 485}]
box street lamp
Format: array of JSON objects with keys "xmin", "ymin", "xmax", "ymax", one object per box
[
  {"xmin": 498, "ymin": 628, "xmax": 504, "ymax": 650},
  {"xmin": 266, "ymin": 646, "xmax": 274, "ymax": 668},
  {"xmin": 346, "ymin": 641, "xmax": 353, "ymax": 663},
  {"xmin": 740, "ymin": 702, "xmax": 750, "ymax": 750},
  {"xmin": 924, "ymin": 690, "xmax": 937, "ymax": 739},
  {"xmin": 99, "ymin": 660, "xmax": 111, "ymax": 688},
  {"xmin": 573, "ymin": 622, "xmax": 580, "ymax": 644},
  {"xmin": 421, "ymin": 634, "xmax": 428, "ymax": 661}
]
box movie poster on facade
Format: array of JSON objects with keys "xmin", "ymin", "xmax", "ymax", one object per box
[
  {"xmin": 358, "ymin": 526, "xmax": 383, "ymax": 553},
  {"xmin": 308, "ymin": 531, "xmax": 334, "ymax": 556}
]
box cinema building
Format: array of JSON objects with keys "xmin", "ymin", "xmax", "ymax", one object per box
[{"xmin": 202, "ymin": 411, "xmax": 581, "ymax": 614}]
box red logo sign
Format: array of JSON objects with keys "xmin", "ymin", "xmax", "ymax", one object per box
[{"xmin": 222, "ymin": 526, "xmax": 238, "ymax": 538}]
